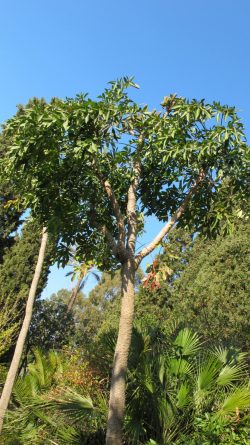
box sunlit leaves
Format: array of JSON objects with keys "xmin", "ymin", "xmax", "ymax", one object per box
[
  {"xmin": 219, "ymin": 387, "xmax": 250, "ymax": 416},
  {"xmin": 1, "ymin": 78, "xmax": 249, "ymax": 269},
  {"xmin": 173, "ymin": 328, "xmax": 201, "ymax": 357}
]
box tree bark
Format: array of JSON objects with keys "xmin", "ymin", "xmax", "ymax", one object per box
[
  {"xmin": 106, "ymin": 258, "xmax": 136, "ymax": 445},
  {"xmin": 104, "ymin": 168, "xmax": 206, "ymax": 444},
  {"xmin": 106, "ymin": 157, "xmax": 140, "ymax": 445},
  {"xmin": 0, "ymin": 227, "xmax": 48, "ymax": 433}
]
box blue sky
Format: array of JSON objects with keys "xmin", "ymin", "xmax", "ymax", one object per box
[{"xmin": 1, "ymin": 0, "xmax": 249, "ymax": 296}]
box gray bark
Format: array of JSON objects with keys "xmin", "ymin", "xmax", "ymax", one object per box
[
  {"xmin": 106, "ymin": 258, "xmax": 136, "ymax": 445},
  {"xmin": 0, "ymin": 227, "xmax": 48, "ymax": 433}
]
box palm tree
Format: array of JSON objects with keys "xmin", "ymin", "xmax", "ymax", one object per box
[
  {"xmin": 2, "ymin": 327, "xmax": 250, "ymax": 445},
  {"xmin": 65, "ymin": 249, "xmax": 100, "ymax": 312},
  {"xmin": 124, "ymin": 324, "xmax": 250, "ymax": 444},
  {"xmin": 2, "ymin": 349, "xmax": 105, "ymax": 445}
]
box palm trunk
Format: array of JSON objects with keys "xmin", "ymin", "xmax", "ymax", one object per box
[
  {"xmin": 66, "ymin": 269, "xmax": 85, "ymax": 313},
  {"xmin": 0, "ymin": 227, "xmax": 48, "ymax": 433},
  {"xmin": 106, "ymin": 258, "xmax": 135, "ymax": 445}
]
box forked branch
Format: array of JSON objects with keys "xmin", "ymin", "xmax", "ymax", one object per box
[
  {"xmin": 135, "ymin": 170, "xmax": 206, "ymax": 268},
  {"xmin": 101, "ymin": 225, "xmax": 128, "ymax": 262}
]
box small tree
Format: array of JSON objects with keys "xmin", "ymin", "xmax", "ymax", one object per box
[
  {"xmin": 0, "ymin": 220, "xmax": 51, "ymax": 361},
  {"xmin": 1, "ymin": 79, "xmax": 249, "ymax": 443},
  {"xmin": 0, "ymin": 227, "xmax": 48, "ymax": 432}
]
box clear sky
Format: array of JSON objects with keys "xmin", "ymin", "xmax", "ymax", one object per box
[{"xmin": 1, "ymin": 0, "xmax": 249, "ymax": 296}]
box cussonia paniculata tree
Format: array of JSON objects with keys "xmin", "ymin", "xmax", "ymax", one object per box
[{"xmin": 1, "ymin": 79, "xmax": 249, "ymax": 444}]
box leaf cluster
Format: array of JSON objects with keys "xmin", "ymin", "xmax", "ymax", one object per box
[{"xmin": 1, "ymin": 79, "xmax": 249, "ymax": 269}]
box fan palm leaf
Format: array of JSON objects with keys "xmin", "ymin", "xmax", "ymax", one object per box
[
  {"xmin": 217, "ymin": 363, "xmax": 247, "ymax": 388},
  {"xmin": 44, "ymin": 388, "xmax": 94, "ymax": 421},
  {"xmin": 217, "ymin": 386, "xmax": 250, "ymax": 416},
  {"xmin": 173, "ymin": 328, "xmax": 201, "ymax": 357}
]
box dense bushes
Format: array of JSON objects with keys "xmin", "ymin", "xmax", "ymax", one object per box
[{"xmin": 2, "ymin": 323, "xmax": 250, "ymax": 444}]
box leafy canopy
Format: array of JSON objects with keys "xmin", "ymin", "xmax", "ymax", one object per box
[{"xmin": 2, "ymin": 78, "xmax": 249, "ymax": 268}]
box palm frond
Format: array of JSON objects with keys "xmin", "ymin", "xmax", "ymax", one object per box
[
  {"xmin": 13, "ymin": 366, "xmax": 44, "ymax": 405},
  {"xmin": 218, "ymin": 386, "xmax": 250, "ymax": 415},
  {"xmin": 173, "ymin": 328, "xmax": 201, "ymax": 357},
  {"xmin": 193, "ymin": 357, "xmax": 221, "ymax": 409},
  {"xmin": 45, "ymin": 388, "xmax": 94, "ymax": 422},
  {"xmin": 196, "ymin": 357, "xmax": 221, "ymax": 392},
  {"xmin": 168, "ymin": 357, "xmax": 193, "ymax": 378},
  {"xmin": 79, "ymin": 275, "xmax": 89, "ymax": 291},
  {"xmin": 176, "ymin": 383, "xmax": 191, "ymax": 409},
  {"xmin": 212, "ymin": 345, "xmax": 247, "ymax": 366},
  {"xmin": 90, "ymin": 271, "xmax": 101, "ymax": 283},
  {"xmin": 57, "ymin": 425, "xmax": 81, "ymax": 444},
  {"xmin": 217, "ymin": 363, "xmax": 247, "ymax": 388}
]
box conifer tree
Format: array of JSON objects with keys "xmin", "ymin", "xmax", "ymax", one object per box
[
  {"xmin": 0, "ymin": 137, "xmax": 23, "ymax": 263},
  {"xmin": 170, "ymin": 220, "xmax": 250, "ymax": 349}
]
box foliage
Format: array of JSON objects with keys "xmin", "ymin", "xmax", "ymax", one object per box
[
  {"xmin": 0, "ymin": 135, "xmax": 23, "ymax": 264},
  {"xmin": 175, "ymin": 413, "xmax": 250, "ymax": 444},
  {"xmin": 169, "ymin": 219, "xmax": 250, "ymax": 350},
  {"xmin": 1, "ymin": 78, "xmax": 249, "ymax": 269},
  {"xmin": 135, "ymin": 227, "xmax": 193, "ymax": 322},
  {"xmin": 123, "ymin": 325, "xmax": 250, "ymax": 444},
  {"xmin": 2, "ymin": 325, "xmax": 250, "ymax": 444},
  {"xmin": 1, "ymin": 349, "xmax": 106, "ymax": 445},
  {"xmin": 30, "ymin": 297, "xmax": 75, "ymax": 350}
]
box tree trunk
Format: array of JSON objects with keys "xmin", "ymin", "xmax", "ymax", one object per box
[
  {"xmin": 106, "ymin": 258, "xmax": 135, "ymax": 445},
  {"xmin": 66, "ymin": 269, "xmax": 85, "ymax": 313},
  {"xmin": 0, "ymin": 227, "xmax": 48, "ymax": 433}
]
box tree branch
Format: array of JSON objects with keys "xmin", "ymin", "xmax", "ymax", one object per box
[
  {"xmin": 102, "ymin": 178, "xmax": 126, "ymax": 245},
  {"xmin": 91, "ymin": 159, "xmax": 126, "ymax": 246},
  {"xmin": 135, "ymin": 170, "xmax": 206, "ymax": 268},
  {"xmin": 93, "ymin": 164, "xmax": 125, "ymax": 245},
  {"xmin": 126, "ymin": 159, "xmax": 141, "ymax": 255},
  {"xmin": 101, "ymin": 225, "xmax": 128, "ymax": 262}
]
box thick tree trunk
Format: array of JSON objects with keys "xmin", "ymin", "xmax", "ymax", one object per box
[
  {"xmin": 106, "ymin": 258, "xmax": 135, "ymax": 445},
  {"xmin": 0, "ymin": 227, "xmax": 48, "ymax": 433}
]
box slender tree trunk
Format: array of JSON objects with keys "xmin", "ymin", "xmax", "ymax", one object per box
[
  {"xmin": 66, "ymin": 269, "xmax": 85, "ymax": 313},
  {"xmin": 0, "ymin": 227, "xmax": 48, "ymax": 433},
  {"xmin": 106, "ymin": 258, "xmax": 135, "ymax": 445}
]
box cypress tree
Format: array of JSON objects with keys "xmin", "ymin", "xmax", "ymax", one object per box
[{"xmin": 169, "ymin": 220, "xmax": 250, "ymax": 349}]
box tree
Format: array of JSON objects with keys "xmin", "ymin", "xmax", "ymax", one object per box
[
  {"xmin": 0, "ymin": 136, "xmax": 23, "ymax": 264},
  {"xmin": 0, "ymin": 227, "xmax": 48, "ymax": 432},
  {"xmin": 65, "ymin": 262, "xmax": 100, "ymax": 313},
  {"xmin": 169, "ymin": 219, "xmax": 250, "ymax": 349},
  {"xmin": 30, "ymin": 297, "xmax": 75, "ymax": 351},
  {"xmin": 0, "ymin": 220, "xmax": 52, "ymax": 361},
  {"xmin": 1, "ymin": 78, "xmax": 249, "ymax": 444}
]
